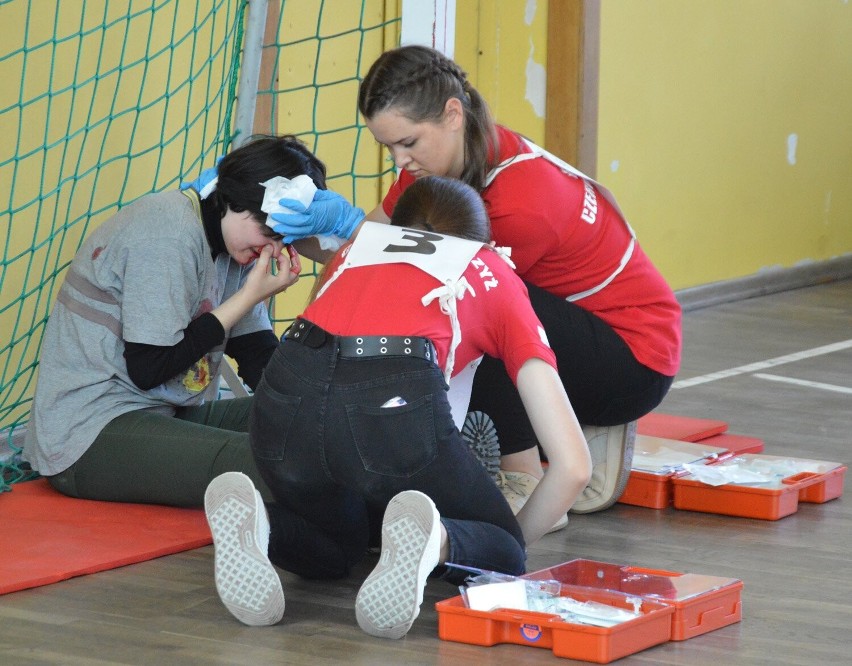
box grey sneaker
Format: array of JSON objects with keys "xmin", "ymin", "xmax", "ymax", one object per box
[
  {"xmin": 461, "ymin": 411, "xmax": 501, "ymax": 481},
  {"xmin": 570, "ymin": 421, "xmax": 637, "ymax": 514},
  {"xmin": 496, "ymin": 470, "xmax": 569, "ymax": 533},
  {"xmin": 204, "ymin": 472, "xmax": 285, "ymax": 626},
  {"xmin": 355, "ymin": 490, "xmax": 441, "ymax": 639}
]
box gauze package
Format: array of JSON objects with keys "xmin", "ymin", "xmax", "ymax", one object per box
[{"xmin": 681, "ymin": 455, "xmax": 835, "ymax": 487}]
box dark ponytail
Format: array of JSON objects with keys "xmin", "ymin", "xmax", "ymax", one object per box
[{"xmin": 390, "ymin": 175, "xmax": 491, "ymax": 243}]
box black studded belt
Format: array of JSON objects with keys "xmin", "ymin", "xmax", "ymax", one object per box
[{"xmin": 284, "ymin": 318, "xmax": 436, "ymax": 362}]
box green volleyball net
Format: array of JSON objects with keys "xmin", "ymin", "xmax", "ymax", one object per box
[{"xmin": 0, "ymin": 0, "xmax": 401, "ymax": 489}]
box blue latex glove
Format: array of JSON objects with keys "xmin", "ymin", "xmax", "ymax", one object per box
[
  {"xmin": 269, "ymin": 189, "xmax": 364, "ymax": 243},
  {"xmin": 180, "ymin": 157, "xmax": 222, "ymax": 198}
]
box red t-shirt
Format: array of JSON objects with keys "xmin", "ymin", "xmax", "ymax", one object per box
[
  {"xmin": 303, "ymin": 245, "xmax": 556, "ymax": 384},
  {"xmin": 382, "ymin": 126, "xmax": 681, "ymax": 376}
]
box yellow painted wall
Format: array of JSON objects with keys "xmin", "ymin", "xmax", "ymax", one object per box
[
  {"xmin": 456, "ymin": 0, "xmax": 852, "ymax": 290},
  {"xmin": 455, "ymin": 0, "xmax": 548, "ymax": 145},
  {"xmin": 598, "ymin": 0, "xmax": 852, "ymax": 289}
]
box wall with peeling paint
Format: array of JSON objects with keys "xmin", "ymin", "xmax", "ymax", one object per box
[
  {"xmin": 456, "ymin": 1, "xmax": 852, "ymax": 291},
  {"xmin": 455, "ymin": 0, "xmax": 548, "ymax": 145}
]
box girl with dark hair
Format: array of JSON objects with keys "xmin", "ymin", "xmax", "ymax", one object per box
[
  {"xmin": 203, "ymin": 176, "xmax": 591, "ymax": 639},
  {"xmin": 270, "ymin": 45, "xmax": 682, "ymax": 525},
  {"xmin": 24, "ymin": 134, "xmax": 322, "ymax": 507}
]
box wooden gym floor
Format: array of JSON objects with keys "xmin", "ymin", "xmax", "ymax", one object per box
[{"xmin": 2, "ymin": 278, "xmax": 850, "ymax": 665}]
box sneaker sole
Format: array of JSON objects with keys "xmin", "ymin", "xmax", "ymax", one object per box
[
  {"xmin": 204, "ymin": 472, "xmax": 285, "ymax": 626},
  {"xmin": 355, "ymin": 491, "xmax": 440, "ymax": 639},
  {"xmin": 461, "ymin": 411, "xmax": 501, "ymax": 480},
  {"xmin": 570, "ymin": 421, "xmax": 637, "ymax": 514}
]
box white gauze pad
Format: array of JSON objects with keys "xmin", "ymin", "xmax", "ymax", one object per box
[{"xmin": 260, "ymin": 175, "xmax": 317, "ymax": 224}]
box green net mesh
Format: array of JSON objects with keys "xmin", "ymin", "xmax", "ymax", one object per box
[
  {"xmin": 0, "ymin": 0, "xmax": 400, "ymax": 489},
  {"xmin": 257, "ymin": 1, "xmax": 400, "ymax": 328}
]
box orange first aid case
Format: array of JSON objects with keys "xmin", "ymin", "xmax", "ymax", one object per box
[
  {"xmin": 671, "ymin": 454, "xmax": 847, "ymax": 520},
  {"xmin": 618, "ymin": 435, "xmax": 732, "ymax": 509},
  {"xmin": 436, "ymin": 586, "xmax": 673, "ymax": 663},
  {"xmin": 622, "ymin": 414, "xmax": 767, "ymax": 510},
  {"xmin": 524, "ymin": 560, "xmax": 743, "ymax": 641},
  {"xmin": 435, "ymin": 559, "xmax": 742, "ymax": 662}
]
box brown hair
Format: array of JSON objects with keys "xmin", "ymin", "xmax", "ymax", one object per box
[
  {"xmin": 358, "ymin": 45, "xmax": 499, "ymax": 192},
  {"xmin": 390, "ymin": 176, "xmax": 491, "ymax": 243}
]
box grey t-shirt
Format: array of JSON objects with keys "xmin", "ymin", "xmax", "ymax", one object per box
[{"xmin": 24, "ymin": 190, "xmax": 272, "ymax": 475}]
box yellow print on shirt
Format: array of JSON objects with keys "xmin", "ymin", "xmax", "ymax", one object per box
[{"xmin": 182, "ymin": 357, "xmax": 211, "ymax": 392}]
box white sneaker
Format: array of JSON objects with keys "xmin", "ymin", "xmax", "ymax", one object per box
[
  {"xmin": 204, "ymin": 472, "xmax": 285, "ymax": 626},
  {"xmin": 497, "ymin": 471, "xmax": 568, "ymax": 533},
  {"xmin": 570, "ymin": 421, "xmax": 637, "ymax": 514},
  {"xmin": 355, "ymin": 490, "xmax": 441, "ymax": 639}
]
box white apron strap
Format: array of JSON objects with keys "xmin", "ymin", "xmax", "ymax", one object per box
[{"xmin": 484, "ymin": 138, "xmax": 637, "ymax": 302}]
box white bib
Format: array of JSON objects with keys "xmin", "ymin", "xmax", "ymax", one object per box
[{"xmin": 340, "ymin": 221, "xmax": 483, "ymax": 283}]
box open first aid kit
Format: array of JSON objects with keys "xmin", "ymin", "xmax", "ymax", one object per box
[
  {"xmin": 436, "ymin": 558, "xmax": 743, "ymax": 663},
  {"xmin": 620, "ymin": 414, "xmax": 845, "ymax": 519}
]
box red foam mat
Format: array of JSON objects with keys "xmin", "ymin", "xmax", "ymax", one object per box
[
  {"xmin": 637, "ymin": 413, "xmax": 729, "ymax": 442},
  {"xmin": 1, "ymin": 478, "xmax": 212, "ymax": 595}
]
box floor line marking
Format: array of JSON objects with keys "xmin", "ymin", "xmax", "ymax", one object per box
[
  {"xmin": 671, "ymin": 339, "xmax": 852, "ymax": 389},
  {"xmin": 751, "ymin": 373, "xmax": 852, "ymax": 395}
]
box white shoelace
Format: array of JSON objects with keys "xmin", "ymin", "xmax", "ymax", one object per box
[{"xmin": 421, "ymin": 277, "xmax": 475, "ymax": 384}]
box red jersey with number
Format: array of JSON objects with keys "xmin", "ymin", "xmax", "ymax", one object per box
[
  {"xmin": 302, "ymin": 227, "xmax": 556, "ymax": 384},
  {"xmin": 382, "ymin": 125, "xmax": 681, "ymax": 376}
]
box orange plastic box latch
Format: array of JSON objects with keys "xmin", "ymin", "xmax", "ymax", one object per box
[
  {"xmin": 668, "ymin": 584, "xmax": 743, "ymax": 641},
  {"xmin": 625, "ymin": 565, "xmax": 744, "ymax": 641},
  {"xmin": 798, "ymin": 465, "xmax": 846, "ymax": 503}
]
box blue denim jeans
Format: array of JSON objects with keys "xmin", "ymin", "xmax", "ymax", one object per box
[{"xmin": 250, "ymin": 330, "xmax": 526, "ymax": 585}]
